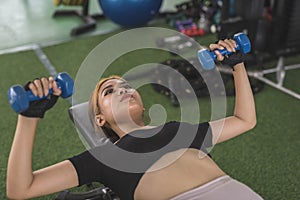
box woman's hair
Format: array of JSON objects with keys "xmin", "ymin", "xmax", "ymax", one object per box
[{"xmin": 88, "ymin": 75, "xmax": 125, "ymax": 143}]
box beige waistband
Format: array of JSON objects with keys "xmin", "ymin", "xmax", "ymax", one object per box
[
  {"xmin": 170, "ymin": 175, "xmax": 231, "ymax": 200},
  {"xmin": 170, "ymin": 175, "xmax": 263, "ymax": 200}
]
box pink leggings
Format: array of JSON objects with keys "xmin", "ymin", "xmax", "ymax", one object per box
[{"xmin": 170, "ymin": 175, "xmax": 264, "ymax": 200}]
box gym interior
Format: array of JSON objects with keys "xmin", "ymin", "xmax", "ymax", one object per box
[{"xmin": 0, "ymin": 0, "xmax": 299, "ymax": 199}]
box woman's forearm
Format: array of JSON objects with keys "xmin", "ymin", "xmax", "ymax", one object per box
[
  {"xmin": 232, "ymin": 63, "xmax": 256, "ymax": 127},
  {"xmin": 7, "ymin": 115, "xmax": 39, "ymax": 197},
  {"xmin": 209, "ymin": 39, "xmax": 257, "ymax": 144}
]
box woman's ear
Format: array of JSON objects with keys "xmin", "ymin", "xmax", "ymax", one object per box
[{"xmin": 95, "ymin": 114, "xmax": 106, "ymax": 127}]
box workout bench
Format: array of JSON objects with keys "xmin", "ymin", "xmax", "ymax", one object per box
[{"xmin": 55, "ymin": 102, "xmax": 119, "ymax": 200}]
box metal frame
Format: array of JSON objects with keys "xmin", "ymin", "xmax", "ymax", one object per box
[
  {"xmin": 52, "ymin": 0, "xmax": 104, "ymax": 36},
  {"xmin": 252, "ymin": 57, "xmax": 300, "ymax": 100},
  {"xmin": 217, "ymin": 56, "xmax": 300, "ymax": 100}
]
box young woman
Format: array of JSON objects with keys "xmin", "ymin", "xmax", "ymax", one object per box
[{"xmin": 7, "ymin": 39, "xmax": 263, "ymax": 200}]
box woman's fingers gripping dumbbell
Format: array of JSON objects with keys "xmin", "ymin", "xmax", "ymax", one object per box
[
  {"xmin": 48, "ymin": 76, "xmax": 62, "ymax": 96},
  {"xmin": 28, "ymin": 77, "xmax": 61, "ymax": 98},
  {"xmin": 209, "ymin": 39, "xmax": 237, "ymax": 61}
]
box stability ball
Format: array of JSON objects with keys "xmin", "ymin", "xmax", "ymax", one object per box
[{"xmin": 99, "ymin": 0, "xmax": 163, "ymax": 27}]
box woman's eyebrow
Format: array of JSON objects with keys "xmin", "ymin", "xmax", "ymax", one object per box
[
  {"xmin": 101, "ymin": 81, "xmax": 129, "ymax": 95},
  {"xmin": 101, "ymin": 85, "xmax": 113, "ymax": 95},
  {"xmin": 118, "ymin": 81, "xmax": 129, "ymax": 86}
]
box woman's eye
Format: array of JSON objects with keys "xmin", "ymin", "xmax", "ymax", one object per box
[
  {"xmin": 124, "ymin": 85, "xmax": 132, "ymax": 89},
  {"xmin": 104, "ymin": 88, "xmax": 114, "ymax": 96}
]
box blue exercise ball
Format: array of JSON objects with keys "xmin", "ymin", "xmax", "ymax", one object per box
[{"xmin": 99, "ymin": 0, "xmax": 163, "ymax": 27}]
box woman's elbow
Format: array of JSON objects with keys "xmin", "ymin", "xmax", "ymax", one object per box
[
  {"xmin": 7, "ymin": 191, "xmax": 21, "ymax": 200},
  {"xmin": 248, "ymin": 117, "xmax": 257, "ymax": 130},
  {"xmin": 6, "ymin": 183, "xmax": 15, "ymax": 199},
  {"xmin": 7, "ymin": 193, "xmax": 30, "ymax": 200},
  {"xmin": 251, "ymin": 112, "xmax": 257, "ymax": 128},
  {"xmin": 237, "ymin": 115, "xmax": 257, "ymax": 131},
  {"xmin": 7, "ymin": 187, "xmax": 28, "ymax": 200},
  {"xmin": 7, "ymin": 191, "xmax": 22, "ymax": 200},
  {"xmin": 240, "ymin": 117, "xmax": 257, "ymax": 132},
  {"xmin": 247, "ymin": 110, "xmax": 257, "ymax": 130}
]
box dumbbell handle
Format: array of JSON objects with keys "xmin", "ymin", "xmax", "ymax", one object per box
[
  {"xmin": 24, "ymin": 72, "xmax": 73, "ymax": 101},
  {"xmin": 209, "ymin": 43, "xmax": 242, "ymax": 60},
  {"xmin": 26, "ymin": 87, "xmax": 58, "ymax": 101}
]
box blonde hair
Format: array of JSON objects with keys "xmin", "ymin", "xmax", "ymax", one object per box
[{"xmin": 88, "ymin": 75, "xmax": 125, "ymax": 143}]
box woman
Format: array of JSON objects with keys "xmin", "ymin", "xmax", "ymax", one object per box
[{"xmin": 6, "ymin": 39, "xmax": 263, "ymax": 200}]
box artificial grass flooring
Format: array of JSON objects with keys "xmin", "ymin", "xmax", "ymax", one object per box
[{"xmin": 0, "ymin": 31, "xmax": 299, "ymax": 200}]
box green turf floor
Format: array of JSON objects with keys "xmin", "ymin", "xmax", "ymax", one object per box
[
  {"xmin": 1, "ymin": 1, "xmax": 298, "ymax": 199},
  {"xmin": 0, "ymin": 31, "xmax": 299, "ymax": 200}
]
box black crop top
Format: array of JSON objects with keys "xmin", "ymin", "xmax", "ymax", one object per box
[{"xmin": 69, "ymin": 121, "xmax": 212, "ymax": 200}]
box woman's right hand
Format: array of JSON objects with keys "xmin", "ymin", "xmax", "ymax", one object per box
[
  {"xmin": 20, "ymin": 76, "xmax": 62, "ymax": 118},
  {"xmin": 7, "ymin": 76, "xmax": 78, "ymax": 199},
  {"xmin": 26, "ymin": 76, "xmax": 62, "ymax": 97},
  {"xmin": 209, "ymin": 39, "xmax": 246, "ymax": 69}
]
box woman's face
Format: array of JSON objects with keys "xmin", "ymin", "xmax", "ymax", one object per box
[{"xmin": 96, "ymin": 79, "xmax": 144, "ymax": 126}]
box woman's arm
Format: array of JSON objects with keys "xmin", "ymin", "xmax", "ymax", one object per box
[
  {"xmin": 208, "ymin": 40, "xmax": 256, "ymax": 144},
  {"xmin": 6, "ymin": 78, "xmax": 78, "ymax": 199}
]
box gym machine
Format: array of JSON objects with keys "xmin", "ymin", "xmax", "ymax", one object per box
[
  {"xmin": 218, "ymin": 0, "xmax": 300, "ymax": 100},
  {"xmin": 53, "ymin": 0, "xmax": 104, "ymax": 36}
]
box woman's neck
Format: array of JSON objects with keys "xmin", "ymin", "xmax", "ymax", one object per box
[
  {"xmin": 111, "ymin": 120, "xmax": 145, "ymax": 138},
  {"xmin": 111, "ymin": 121, "xmax": 157, "ymax": 139}
]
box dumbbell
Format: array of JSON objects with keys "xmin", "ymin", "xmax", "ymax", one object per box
[
  {"xmin": 8, "ymin": 72, "xmax": 74, "ymax": 113},
  {"xmin": 197, "ymin": 32, "xmax": 251, "ymax": 70}
]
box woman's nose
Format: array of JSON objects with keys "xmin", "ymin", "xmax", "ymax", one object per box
[{"xmin": 118, "ymin": 88, "xmax": 127, "ymax": 95}]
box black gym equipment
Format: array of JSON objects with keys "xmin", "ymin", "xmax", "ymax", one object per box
[
  {"xmin": 151, "ymin": 58, "xmax": 229, "ymax": 106},
  {"xmin": 217, "ymin": 0, "xmax": 300, "ymax": 100},
  {"xmin": 151, "ymin": 58, "xmax": 264, "ymax": 107},
  {"xmin": 55, "ymin": 185, "xmax": 119, "ymax": 200},
  {"xmin": 53, "ymin": 0, "xmax": 104, "ymax": 36}
]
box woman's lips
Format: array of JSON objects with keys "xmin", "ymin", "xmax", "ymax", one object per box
[{"xmin": 120, "ymin": 93, "xmax": 133, "ymax": 102}]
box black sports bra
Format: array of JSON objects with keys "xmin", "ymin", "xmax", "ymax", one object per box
[{"xmin": 69, "ymin": 121, "xmax": 212, "ymax": 200}]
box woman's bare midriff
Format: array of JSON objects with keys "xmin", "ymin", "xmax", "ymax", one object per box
[{"xmin": 134, "ymin": 148, "xmax": 226, "ymax": 200}]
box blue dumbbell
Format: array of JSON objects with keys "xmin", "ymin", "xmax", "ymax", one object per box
[
  {"xmin": 8, "ymin": 72, "xmax": 74, "ymax": 113},
  {"xmin": 197, "ymin": 32, "xmax": 251, "ymax": 70}
]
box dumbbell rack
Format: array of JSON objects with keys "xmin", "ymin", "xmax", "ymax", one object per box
[{"xmin": 217, "ymin": 56, "xmax": 300, "ymax": 100}]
